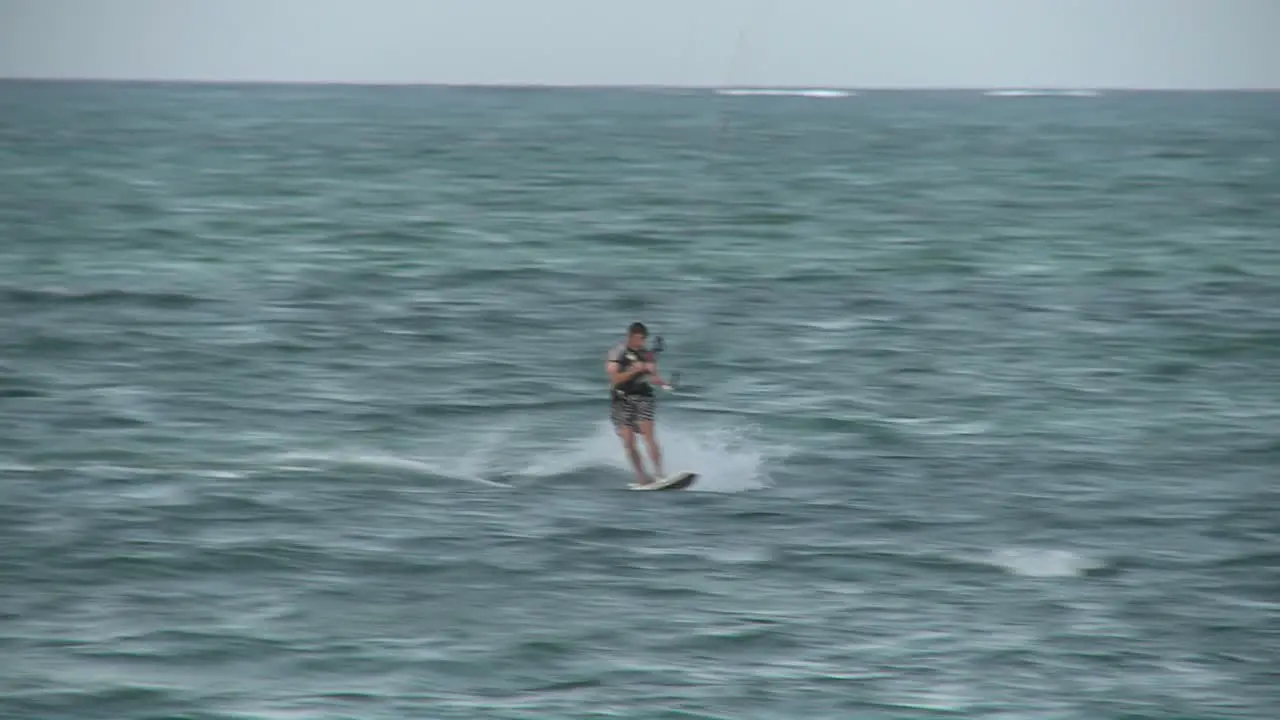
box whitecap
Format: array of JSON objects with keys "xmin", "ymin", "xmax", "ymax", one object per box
[{"xmin": 983, "ymin": 547, "xmax": 1106, "ymax": 577}]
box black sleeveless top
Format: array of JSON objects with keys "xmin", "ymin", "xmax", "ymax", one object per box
[{"xmin": 609, "ymin": 343, "xmax": 654, "ymax": 398}]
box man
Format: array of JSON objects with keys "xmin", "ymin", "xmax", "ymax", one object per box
[{"xmin": 605, "ymin": 322, "xmax": 671, "ymax": 486}]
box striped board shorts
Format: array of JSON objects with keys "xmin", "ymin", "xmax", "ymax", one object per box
[{"xmin": 610, "ymin": 394, "xmax": 655, "ymax": 433}]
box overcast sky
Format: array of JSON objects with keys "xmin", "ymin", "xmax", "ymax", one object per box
[{"xmin": 1, "ymin": 0, "xmax": 1276, "ymax": 89}]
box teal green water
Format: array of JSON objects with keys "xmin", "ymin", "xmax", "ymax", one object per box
[{"xmin": 1, "ymin": 81, "xmax": 1278, "ymax": 719}]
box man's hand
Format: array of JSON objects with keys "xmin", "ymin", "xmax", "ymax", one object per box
[
  {"xmin": 609, "ymin": 361, "xmax": 646, "ymax": 387},
  {"xmin": 650, "ymin": 370, "xmax": 672, "ymax": 389}
]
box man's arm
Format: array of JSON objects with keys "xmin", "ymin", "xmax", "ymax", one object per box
[{"xmin": 606, "ymin": 354, "xmax": 648, "ymax": 387}]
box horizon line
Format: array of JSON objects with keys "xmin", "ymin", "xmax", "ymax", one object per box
[{"xmin": 0, "ymin": 76, "xmax": 1277, "ymax": 93}]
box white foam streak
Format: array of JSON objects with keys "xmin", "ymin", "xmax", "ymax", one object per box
[
  {"xmin": 715, "ymin": 88, "xmax": 852, "ymax": 98},
  {"xmin": 984, "ymin": 89, "xmax": 1101, "ymax": 97},
  {"xmin": 275, "ymin": 416, "xmax": 783, "ymax": 493},
  {"xmin": 276, "ymin": 448, "xmax": 512, "ymax": 488},
  {"xmin": 984, "ymin": 547, "xmax": 1104, "ymax": 577},
  {"xmin": 518, "ymin": 419, "xmax": 783, "ymax": 493}
]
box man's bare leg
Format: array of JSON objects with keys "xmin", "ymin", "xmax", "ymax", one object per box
[
  {"xmin": 619, "ymin": 427, "xmax": 652, "ymax": 484},
  {"xmin": 639, "ymin": 421, "xmax": 665, "ymax": 479}
]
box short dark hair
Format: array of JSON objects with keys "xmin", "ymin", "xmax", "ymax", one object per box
[{"xmin": 627, "ymin": 322, "xmax": 648, "ymax": 337}]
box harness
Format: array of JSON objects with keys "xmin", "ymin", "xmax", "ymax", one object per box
[{"xmin": 611, "ymin": 344, "xmax": 654, "ymax": 399}]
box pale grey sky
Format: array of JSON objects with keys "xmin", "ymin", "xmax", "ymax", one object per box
[{"xmin": 1, "ymin": 0, "xmax": 1276, "ymax": 89}]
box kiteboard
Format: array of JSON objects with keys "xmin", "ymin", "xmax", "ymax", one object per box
[{"xmin": 628, "ymin": 471, "xmax": 699, "ymax": 491}]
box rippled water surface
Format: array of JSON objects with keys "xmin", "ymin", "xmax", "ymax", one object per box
[{"xmin": 1, "ymin": 82, "xmax": 1278, "ymax": 719}]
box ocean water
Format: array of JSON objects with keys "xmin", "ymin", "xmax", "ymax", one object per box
[{"xmin": 1, "ymin": 81, "xmax": 1278, "ymax": 720}]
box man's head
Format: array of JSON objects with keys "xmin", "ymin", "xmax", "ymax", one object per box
[{"xmin": 626, "ymin": 321, "xmax": 648, "ymax": 349}]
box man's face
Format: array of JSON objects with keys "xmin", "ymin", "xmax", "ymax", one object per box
[{"xmin": 627, "ymin": 332, "xmax": 647, "ymax": 349}]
